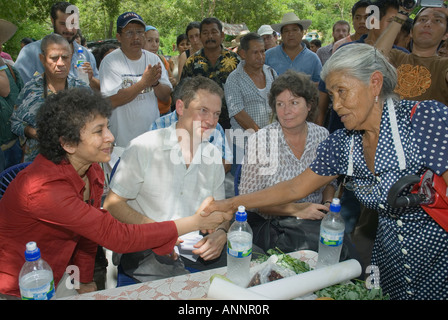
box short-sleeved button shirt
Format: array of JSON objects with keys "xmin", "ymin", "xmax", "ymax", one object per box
[{"xmin": 310, "ymin": 99, "xmax": 448, "ymax": 300}]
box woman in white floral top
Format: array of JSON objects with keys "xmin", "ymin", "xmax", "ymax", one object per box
[{"xmin": 238, "ymin": 70, "xmax": 338, "ymax": 253}]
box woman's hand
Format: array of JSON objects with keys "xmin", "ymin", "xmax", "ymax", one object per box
[
  {"xmin": 292, "ymin": 202, "xmax": 328, "ymax": 220},
  {"xmin": 76, "ymin": 281, "xmax": 97, "ymax": 295}
]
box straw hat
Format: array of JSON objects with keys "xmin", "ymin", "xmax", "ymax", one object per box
[
  {"xmin": 0, "ymin": 19, "xmax": 18, "ymax": 44},
  {"xmin": 272, "ymin": 12, "xmax": 312, "ymax": 33}
]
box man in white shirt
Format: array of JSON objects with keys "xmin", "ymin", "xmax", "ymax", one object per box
[
  {"xmin": 103, "ymin": 76, "xmax": 228, "ymax": 282},
  {"xmin": 100, "ymin": 12, "xmax": 172, "ymax": 148}
]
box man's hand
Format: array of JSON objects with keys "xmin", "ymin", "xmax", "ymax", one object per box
[
  {"xmin": 80, "ymin": 62, "xmax": 94, "ymax": 81},
  {"xmin": 200, "ymin": 198, "xmax": 235, "ymax": 221},
  {"xmin": 141, "ymin": 63, "xmax": 162, "ymax": 88},
  {"xmin": 192, "ymin": 230, "xmax": 227, "ymax": 261}
]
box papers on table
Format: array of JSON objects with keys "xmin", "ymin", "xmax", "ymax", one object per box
[{"xmin": 176, "ymin": 232, "xmax": 203, "ymax": 262}]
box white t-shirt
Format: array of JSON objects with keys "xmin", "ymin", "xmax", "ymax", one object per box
[
  {"xmin": 110, "ymin": 123, "xmax": 226, "ymax": 222},
  {"xmin": 100, "ymin": 48, "xmax": 172, "ymax": 148}
]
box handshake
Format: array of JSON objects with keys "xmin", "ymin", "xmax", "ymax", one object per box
[{"xmin": 193, "ymin": 197, "xmax": 235, "ymax": 234}]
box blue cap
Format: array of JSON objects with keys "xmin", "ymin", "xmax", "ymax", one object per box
[
  {"xmin": 330, "ymin": 198, "xmax": 341, "ymax": 213},
  {"xmin": 117, "ymin": 12, "xmax": 145, "ymax": 30},
  {"xmin": 235, "ymin": 206, "xmax": 247, "ymax": 222},
  {"xmin": 24, "ymin": 242, "xmax": 41, "ymax": 262},
  {"xmin": 145, "ymin": 25, "xmax": 157, "ymax": 32}
]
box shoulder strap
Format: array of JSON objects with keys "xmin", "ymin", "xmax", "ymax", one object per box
[{"xmin": 6, "ymin": 64, "xmax": 17, "ymax": 83}]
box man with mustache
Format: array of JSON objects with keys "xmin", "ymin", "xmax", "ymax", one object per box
[
  {"xmin": 180, "ymin": 17, "xmax": 240, "ymax": 131},
  {"xmin": 99, "ymin": 12, "xmax": 172, "ymax": 149},
  {"xmin": 14, "ymin": 2, "xmax": 99, "ymax": 90}
]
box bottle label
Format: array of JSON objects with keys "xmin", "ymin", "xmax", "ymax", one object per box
[
  {"xmin": 20, "ymin": 279, "xmax": 55, "ymax": 300},
  {"xmin": 77, "ymin": 60, "xmax": 85, "ymax": 68},
  {"xmin": 320, "ymin": 230, "xmax": 344, "ymax": 247},
  {"xmin": 227, "ymin": 246, "xmax": 252, "ymax": 258}
]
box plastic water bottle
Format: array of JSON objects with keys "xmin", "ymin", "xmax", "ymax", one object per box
[
  {"xmin": 18, "ymin": 242, "xmax": 55, "ymax": 300},
  {"xmin": 316, "ymin": 198, "xmax": 345, "ymax": 269},
  {"xmin": 226, "ymin": 206, "xmax": 253, "ymax": 287},
  {"xmin": 76, "ymin": 48, "xmax": 89, "ymax": 84}
]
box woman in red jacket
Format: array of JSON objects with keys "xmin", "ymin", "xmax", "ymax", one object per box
[{"xmin": 0, "ymin": 88, "xmax": 225, "ymax": 298}]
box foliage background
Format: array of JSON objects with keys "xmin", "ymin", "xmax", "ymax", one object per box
[{"xmin": 1, "ymin": 0, "xmax": 357, "ymax": 59}]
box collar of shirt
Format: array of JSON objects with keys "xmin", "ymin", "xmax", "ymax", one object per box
[{"xmin": 33, "ymin": 154, "xmax": 104, "ymax": 197}]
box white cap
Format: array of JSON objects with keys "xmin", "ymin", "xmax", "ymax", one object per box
[
  {"xmin": 258, "ymin": 25, "xmax": 275, "ymax": 36},
  {"xmin": 26, "ymin": 242, "xmax": 37, "ymax": 251}
]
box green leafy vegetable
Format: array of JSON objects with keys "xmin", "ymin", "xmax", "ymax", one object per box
[
  {"xmin": 255, "ymin": 248, "xmax": 390, "ymax": 300},
  {"xmin": 315, "ymin": 279, "xmax": 390, "ymax": 300}
]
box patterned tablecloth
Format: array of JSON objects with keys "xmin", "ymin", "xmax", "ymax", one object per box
[{"xmin": 61, "ymin": 250, "xmax": 318, "ymax": 300}]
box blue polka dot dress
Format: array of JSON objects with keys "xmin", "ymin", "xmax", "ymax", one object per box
[{"xmin": 310, "ymin": 99, "xmax": 448, "ymax": 300}]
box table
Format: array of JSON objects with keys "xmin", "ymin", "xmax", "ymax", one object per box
[{"xmin": 61, "ymin": 250, "xmax": 318, "ymax": 300}]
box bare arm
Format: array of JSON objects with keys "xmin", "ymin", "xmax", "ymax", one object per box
[
  {"xmin": 233, "ymin": 110, "xmax": 260, "ymax": 132},
  {"xmin": 316, "ymin": 91, "xmax": 330, "ymax": 126},
  {"xmin": 153, "ymin": 83, "xmax": 172, "ymax": 103},
  {"xmin": 177, "ymin": 51, "xmax": 187, "ymax": 82},
  {"xmin": 0, "ymin": 72, "xmax": 10, "ymax": 97},
  {"xmin": 0, "ymin": 59, "xmax": 10, "ymax": 97},
  {"xmin": 257, "ymin": 182, "xmax": 336, "ymax": 220},
  {"xmin": 375, "ymin": 11, "xmax": 409, "ymax": 57},
  {"xmin": 205, "ymin": 168, "xmax": 338, "ymax": 217}
]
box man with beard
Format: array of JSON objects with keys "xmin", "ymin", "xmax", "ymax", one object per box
[
  {"xmin": 99, "ymin": 12, "xmax": 172, "ymax": 148},
  {"xmin": 15, "ymin": 2, "xmax": 99, "ymax": 90},
  {"xmin": 316, "ymin": 20, "xmax": 350, "ymax": 65}
]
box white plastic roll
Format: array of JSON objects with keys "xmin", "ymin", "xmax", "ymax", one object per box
[
  {"xmin": 207, "ymin": 277, "xmax": 270, "ymax": 300},
  {"xmin": 247, "ymin": 259, "xmax": 362, "ymax": 300}
]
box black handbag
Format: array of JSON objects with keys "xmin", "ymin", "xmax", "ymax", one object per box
[{"xmin": 247, "ymin": 211, "xmax": 352, "ymax": 261}]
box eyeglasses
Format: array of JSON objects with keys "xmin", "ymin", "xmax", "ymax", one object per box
[
  {"xmin": 342, "ymin": 176, "xmax": 381, "ymax": 196},
  {"xmin": 122, "ymin": 30, "xmax": 145, "ymax": 39}
]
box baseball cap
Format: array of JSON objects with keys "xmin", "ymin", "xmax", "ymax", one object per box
[
  {"xmin": 117, "ymin": 12, "xmax": 146, "ymax": 30},
  {"xmin": 258, "ymin": 25, "xmax": 275, "ymax": 36}
]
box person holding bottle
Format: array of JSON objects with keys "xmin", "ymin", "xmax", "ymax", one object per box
[
  {"xmin": 0, "ymin": 88, "xmax": 226, "ymax": 299},
  {"xmin": 204, "ymin": 44, "xmax": 448, "ymax": 300}
]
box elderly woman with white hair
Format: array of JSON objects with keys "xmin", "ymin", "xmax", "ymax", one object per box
[{"xmin": 204, "ymin": 43, "xmax": 448, "ymax": 300}]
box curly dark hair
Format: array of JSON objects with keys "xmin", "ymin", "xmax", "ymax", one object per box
[
  {"xmin": 268, "ymin": 70, "xmax": 319, "ymax": 122},
  {"xmin": 36, "ymin": 88, "xmax": 112, "ymax": 164}
]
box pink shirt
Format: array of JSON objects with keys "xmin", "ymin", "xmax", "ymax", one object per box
[{"xmin": 0, "ymin": 155, "xmax": 178, "ymax": 297}]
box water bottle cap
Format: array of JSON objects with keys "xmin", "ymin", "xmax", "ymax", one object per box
[
  {"xmin": 235, "ymin": 206, "xmax": 247, "ymax": 222},
  {"xmin": 330, "ymin": 198, "xmax": 341, "ymax": 213},
  {"xmin": 78, "ymin": 48, "xmax": 83, "ymax": 53},
  {"xmin": 24, "ymin": 241, "xmax": 41, "ymax": 262}
]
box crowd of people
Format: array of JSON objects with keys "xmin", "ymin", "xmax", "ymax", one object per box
[{"xmin": 0, "ymin": 0, "xmax": 447, "ymax": 300}]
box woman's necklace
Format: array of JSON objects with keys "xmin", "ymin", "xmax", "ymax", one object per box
[{"xmin": 284, "ymin": 124, "xmax": 308, "ymax": 159}]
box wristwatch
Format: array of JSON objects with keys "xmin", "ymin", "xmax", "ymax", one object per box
[{"xmin": 216, "ymin": 227, "xmax": 228, "ymax": 234}]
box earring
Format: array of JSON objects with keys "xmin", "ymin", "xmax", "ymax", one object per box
[{"xmin": 375, "ymin": 96, "xmax": 379, "ymax": 103}]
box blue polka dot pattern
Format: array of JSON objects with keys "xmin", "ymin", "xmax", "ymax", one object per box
[{"xmin": 310, "ymin": 99, "xmax": 448, "ymax": 300}]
